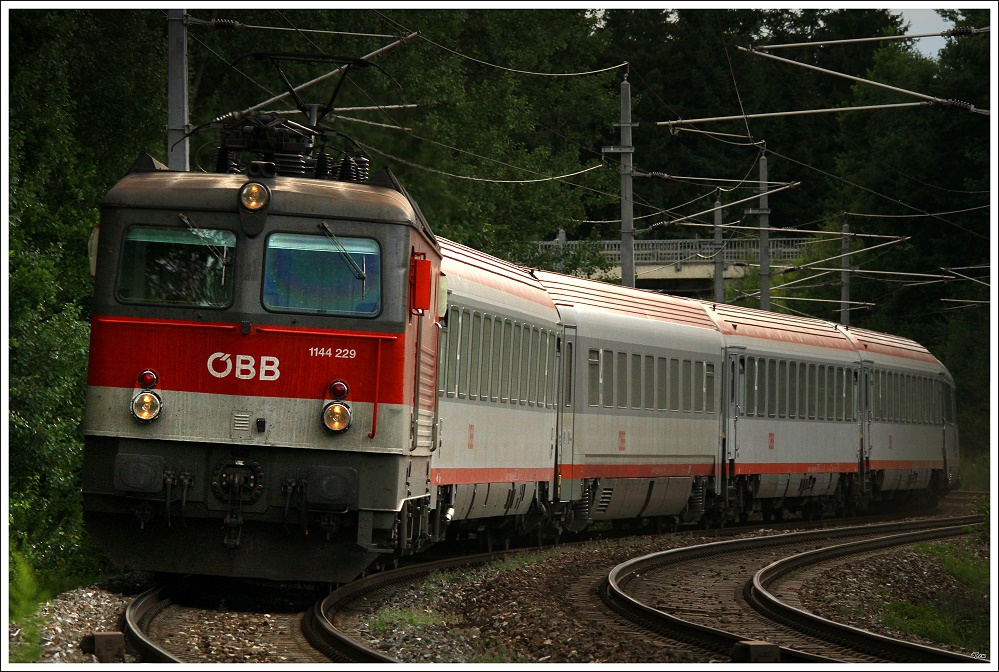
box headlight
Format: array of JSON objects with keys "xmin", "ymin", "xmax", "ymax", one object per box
[
  {"xmin": 131, "ymin": 390, "xmax": 163, "ymax": 422},
  {"xmin": 322, "ymin": 401, "xmax": 352, "ymax": 432},
  {"xmin": 239, "ymin": 182, "xmax": 269, "ymax": 211}
]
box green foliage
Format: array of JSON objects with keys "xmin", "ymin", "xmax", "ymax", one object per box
[
  {"xmin": 490, "ymin": 549, "xmax": 561, "ymax": 572},
  {"xmin": 8, "ymin": 9, "xmax": 167, "ymax": 591},
  {"xmin": 881, "ymin": 601, "xmax": 989, "ymax": 653},
  {"xmin": 965, "ymin": 496, "xmax": 990, "ymax": 546},
  {"xmin": 959, "ymin": 452, "xmax": 991, "ymax": 494},
  {"xmin": 883, "ymin": 540, "xmax": 992, "ymax": 653},
  {"xmin": 7, "ymin": 551, "xmax": 50, "ymax": 663},
  {"xmin": 368, "ymin": 606, "xmax": 446, "ymax": 634}
]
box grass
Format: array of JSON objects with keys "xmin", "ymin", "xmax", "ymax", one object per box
[
  {"xmin": 7, "ymin": 551, "xmax": 51, "ymax": 663},
  {"xmin": 490, "ymin": 548, "xmax": 562, "ymax": 572},
  {"xmin": 368, "ymin": 606, "xmax": 447, "ymax": 634},
  {"xmin": 878, "ymin": 540, "xmax": 991, "ymax": 654},
  {"xmin": 958, "ymin": 451, "xmax": 989, "ymax": 492}
]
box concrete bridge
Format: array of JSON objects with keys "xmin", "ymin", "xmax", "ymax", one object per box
[{"xmin": 537, "ymin": 238, "xmax": 809, "ymax": 296}]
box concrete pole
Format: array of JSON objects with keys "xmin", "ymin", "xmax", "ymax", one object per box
[
  {"xmin": 620, "ymin": 74, "xmax": 635, "ymax": 288},
  {"xmin": 759, "ymin": 152, "xmax": 770, "ymax": 311},
  {"xmin": 714, "ymin": 192, "xmax": 725, "ymax": 303},
  {"xmin": 841, "ymin": 219, "xmax": 851, "ymax": 325},
  {"xmin": 167, "ymin": 9, "xmax": 190, "ymax": 171}
]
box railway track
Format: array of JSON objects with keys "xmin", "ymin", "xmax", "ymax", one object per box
[
  {"xmin": 604, "ymin": 515, "xmax": 986, "ymax": 663},
  {"xmin": 120, "ymin": 507, "xmax": 986, "ymax": 663}
]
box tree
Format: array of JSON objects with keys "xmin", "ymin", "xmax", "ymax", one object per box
[
  {"xmin": 181, "ymin": 9, "xmax": 621, "ymax": 260},
  {"xmin": 8, "ymin": 9, "xmax": 167, "ymax": 581}
]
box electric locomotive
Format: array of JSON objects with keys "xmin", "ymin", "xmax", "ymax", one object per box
[{"xmin": 82, "ymin": 108, "xmax": 445, "ymax": 582}]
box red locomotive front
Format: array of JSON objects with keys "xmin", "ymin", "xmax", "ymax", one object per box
[{"xmin": 82, "ymin": 159, "xmax": 441, "ymax": 583}]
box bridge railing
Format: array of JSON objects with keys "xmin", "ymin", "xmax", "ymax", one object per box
[{"xmin": 537, "ymin": 238, "xmax": 808, "ymax": 267}]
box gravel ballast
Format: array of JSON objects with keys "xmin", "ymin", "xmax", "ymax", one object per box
[{"xmin": 8, "ymin": 519, "xmax": 988, "ymax": 663}]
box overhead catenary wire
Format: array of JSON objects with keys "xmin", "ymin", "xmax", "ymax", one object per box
[
  {"xmin": 243, "ymin": 32, "xmax": 419, "ymax": 113},
  {"xmin": 738, "ymin": 45, "xmax": 990, "ymax": 115},
  {"xmin": 356, "ymin": 139, "xmax": 605, "ymax": 185},
  {"xmin": 189, "ymin": 15, "xmax": 399, "ymax": 39},
  {"xmin": 764, "ymin": 148, "xmax": 988, "ymax": 240},
  {"xmin": 754, "ymin": 26, "xmax": 990, "ymax": 51},
  {"xmin": 372, "ymin": 9, "xmax": 628, "ymax": 78},
  {"xmin": 658, "ymin": 102, "xmax": 932, "ymax": 128},
  {"xmin": 846, "ymin": 204, "xmax": 991, "ymax": 218},
  {"xmin": 637, "ymin": 181, "xmax": 800, "ymax": 233}
]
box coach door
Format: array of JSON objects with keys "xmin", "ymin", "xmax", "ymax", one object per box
[
  {"xmin": 859, "ymin": 366, "xmax": 876, "ymax": 492},
  {"xmin": 556, "ymin": 325, "xmax": 578, "ymax": 501},
  {"xmin": 725, "ymin": 351, "xmax": 745, "ymax": 470}
]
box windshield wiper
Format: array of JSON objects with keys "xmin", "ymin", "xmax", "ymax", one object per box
[
  {"xmin": 319, "ymin": 221, "xmax": 367, "ymax": 298},
  {"xmin": 179, "ymin": 213, "xmax": 230, "ymax": 285}
]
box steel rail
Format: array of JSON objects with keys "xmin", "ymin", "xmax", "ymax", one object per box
[
  {"xmin": 748, "ymin": 524, "xmax": 988, "ymax": 664},
  {"xmin": 122, "ymin": 586, "xmax": 184, "ymax": 663},
  {"xmin": 604, "ymin": 516, "xmax": 983, "ymax": 663},
  {"xmin": 304, "ymin": 549, "xmax": 514, "ymax": 663}
]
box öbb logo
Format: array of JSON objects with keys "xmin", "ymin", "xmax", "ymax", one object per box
[{"xmin": 207, "ymin": 353, "xmax": 280, "ymax": 381}]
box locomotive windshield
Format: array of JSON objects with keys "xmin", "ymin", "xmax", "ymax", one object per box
[
  {"xmin": 263, "ymin": 232, "xmax": 381, "ymax": 317},
  {"xmin": 117, "ymin": 226, "xmax": 235, "ymax": 308}
]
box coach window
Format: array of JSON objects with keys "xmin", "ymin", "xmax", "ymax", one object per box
[
  {"xmin": 457, "ymin": 309, "xmax": 471, "ymax": 398},
  {"xmin": 681, "ymin": 359, "xmax": 693, "ymax": 412},
  {"xmin": 118, "ymin": 226, "xmax": 237, "ymax": 308},
  {"xmin": 767, "ymin": 359, "xmax": 778, "ymax": 418},
  {"xmin": 499, "ymin": 320, "xmax": 513, "ymax": 402},
  {"xmin": 818, "ymin": 365, "xmax": 826, "ymax": 420},
  {"xmin": 806, "ymin": 364, "xmax": 816, "ymax": 419},
  {"xmin": 563, "ymin": 341, "xmax": 574, "ymax": 408},
  {"xmin": 787, "ymin": 361, "xmax": 797, "ymax": 418},
  {"xmin": 670, "ymin": 358, "xmax": 681, "ymax": 412},
  {"xmin": 532, "ymin": 329, "xmax": 543, "ymax": 405},
  {"xmin": 445, "ymin": 307, "xmax": 460, "ymax": 397},
  {"xmin": 588, "ymin": 349, "xmax": 600, "ymax": 406},
  {"xmin": 616, "ymin": 352, "xmax": 628, "ymax": 409},
  {"xmin": 437, "ymin": 318, "xmax": 449, "ymax": 397},
  {"xmin": 875, "ymin": 370, "xmax": 888, "ymax": 420},
  {"xmin": 469, "ymin": 312, "xmax": 482, "ymax": 399},
  {"xmin": 736, "ymin": 357, "xmax": 746, "ymax": 417},
  {"xmin": 515, "ymin": 324, "xmax": 527, "ymax": 405},
  {"xmin": 777, "ymin": 360, "xmax": 787, "ymax": 418},
  {"xmin": 944, "ymin": 383, "xmax": 955, "ymax": 424},
  {"xmin": 657, "ymin": 357, "xmax": 668, "ymax": 411},
  {"xmin": 525, "ymin": 328, "xmax": 537, "ymax": 405},
  {"xmin": 542, "ymin": 333, "xmax": 553, "ymax": 408},
  {"xmin": 693, "ymin": 361, "xmax": 705, "ymax": 412},
  {"xmin": 848, "ymin": 370, "xmax": 858, "ymax": 421},
  {"xmin": 890, "ymin": 371, "xmax": 897, "ymax": 421},
  {"xmin": 796, "ymin": 362, "xmax": 806, "ymax": 420},
  {"xmin": 644, "ymin": 356, "xmax": 655, "ymax": 411},
  {"xmin": 631, "ymin": 354, "xmax": 643, "ymax": 409},
  {"xmin": 483, "ymin": 316, "xmax": 495, "ymax": 401},
  {"xmin": 603, "ymin": 350, "xmax": 616, "ymax": 408},
  {"xmin": 538, "ymin": 331, "xmax": 547, "ymax": 407},
  {"xmin": 925, "ymin": 378, "xmax": 932, "ymax": 423},
  {"xmin": 745, "ymin": 357, "xmax": 757, "ymax": 417},
  {"xmin": 263, "ymin": 233, "xmax": 380, "ymax": 316},
  {"xmin": 705, "ymin": 362, "xmax": 715, "ymax": 413}
]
